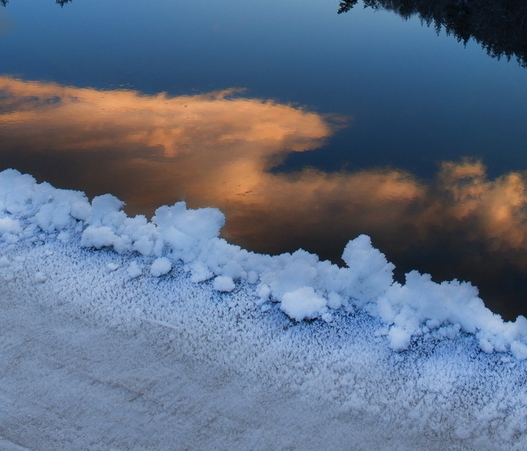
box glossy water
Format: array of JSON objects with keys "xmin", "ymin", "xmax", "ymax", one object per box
[{"xmin": 1, "ymin": 0, "xmax": 527, "ymax": 318}]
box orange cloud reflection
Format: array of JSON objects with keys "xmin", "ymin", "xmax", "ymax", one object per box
[
  {"xmin": 1, "ymin": 76, "xmax": 527, "ymax": 318},
  {"xmin": 0, "ymin": 77, "xmax": 337, "ymax": 157}
]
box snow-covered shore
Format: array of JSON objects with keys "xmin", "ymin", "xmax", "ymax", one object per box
[{"xmin": 1, "ymin": 169, "xmax": 526, "ymax": 450}]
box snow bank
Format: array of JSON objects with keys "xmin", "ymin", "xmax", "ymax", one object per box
[
  {"xmin": 2, "ymin": 169, "xmax": 527, "ymax": 450},
  {"xmin": 1, "ymin": 168, "xmax": 527, "ymax": 359}
]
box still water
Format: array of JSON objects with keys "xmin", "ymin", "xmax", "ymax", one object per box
[{"xmin": 1, "ymin": 0, "xmax": 527, "ymax": 319}]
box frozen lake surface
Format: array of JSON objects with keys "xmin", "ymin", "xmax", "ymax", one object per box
[{"xmin": 1, "ymin": 170, "xmax": 526, "ymax": 450}]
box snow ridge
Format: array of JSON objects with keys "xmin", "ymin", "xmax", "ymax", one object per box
[{"xmin": 1, "ymin": 168, "xmax": 527, "ymax": 357}]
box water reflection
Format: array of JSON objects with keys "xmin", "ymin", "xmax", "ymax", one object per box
[
  {"xmin": 1, "ymin": 76, "xmax": 527, "ymax": 318},
  {"xmin": 339, "ymin": 0, "xmax": 527, "ymax": 67},
  {"xmin": 1, "ymin": 0, "xmax": 72, "ymax": 6}
]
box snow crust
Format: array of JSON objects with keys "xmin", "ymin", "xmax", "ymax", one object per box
[{"xmin": 1, "ymin": 169, "xmax": 527, "ymax": 449}]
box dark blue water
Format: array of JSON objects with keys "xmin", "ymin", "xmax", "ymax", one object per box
[{"xmin": 2, "ymin": 0, "xmax": 527, "ymax": 318}]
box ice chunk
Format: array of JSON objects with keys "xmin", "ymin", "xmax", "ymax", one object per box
[
  {"xmin": 213, "ymin": 275, "xmax": 235, "ymax": 292},
  {"xmin": 127, "ymin": 261, "xmax": 142, "ymax": 278},
  {"xmin": 510, "ymin": 341, "xmax": 527, "ymax": 360},
  {"xmin": 88, "ymin": 194, "xmax": 125, "ymax": 227},
  {"xmin": 34, "ymin": 272, "xmax": 47, "ymax": 283},
  {"xmin": 280, "ymin": 286, "xmax": 327, "ymax": 321},
  {"xmin": 80, "ymin": 226, "xmax": 119, "ymax": 249},
  {"xmin": 0, "ymin": 217, "xmax": 21, "ymax": 235},
  {"xmin": 150, "ymin": 257, "xmax": 172, "ymax": 277}
]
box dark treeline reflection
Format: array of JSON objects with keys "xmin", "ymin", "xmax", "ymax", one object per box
[
  {"xmin": 1, "ymin": 0, "xmax": 71, "ymax": 6},
  {"xmin": 339, "ymin": 0, "xmax": 527, "ymax": 67}
]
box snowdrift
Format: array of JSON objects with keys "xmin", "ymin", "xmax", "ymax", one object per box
[{"xmin": 1, "ymin": 168, "xmax": 526, "ymax": 356}]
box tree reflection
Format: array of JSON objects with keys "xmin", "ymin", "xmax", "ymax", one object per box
[
  {"xmin": 1, "ymin": 0, "xmax": 72, "ymax": 6},
  {"xmin": 338, "ymin": 0, "xmax": 359, "ymax": 14},
  {"xmin": 338, "ymin": 0, "xmax": 527, "ymax": 67}
]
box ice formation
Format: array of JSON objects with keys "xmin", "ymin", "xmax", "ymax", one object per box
[
  {"xmin": 1, "ymin": 168, "xmax": 525, "ymax": 356},
  {"xmin": 1, "ymin": 169, "xmax": 527, "ymax": 450}
]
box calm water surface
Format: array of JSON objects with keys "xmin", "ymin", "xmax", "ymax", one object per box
[{"xmin": 2, "ymin": 0, "xmax": 527, "ymax": 318}]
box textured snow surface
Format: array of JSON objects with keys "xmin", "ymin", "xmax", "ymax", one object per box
[{"xmin": 1, "ymin": 169, "xmax": 527, "ymax": 449}]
